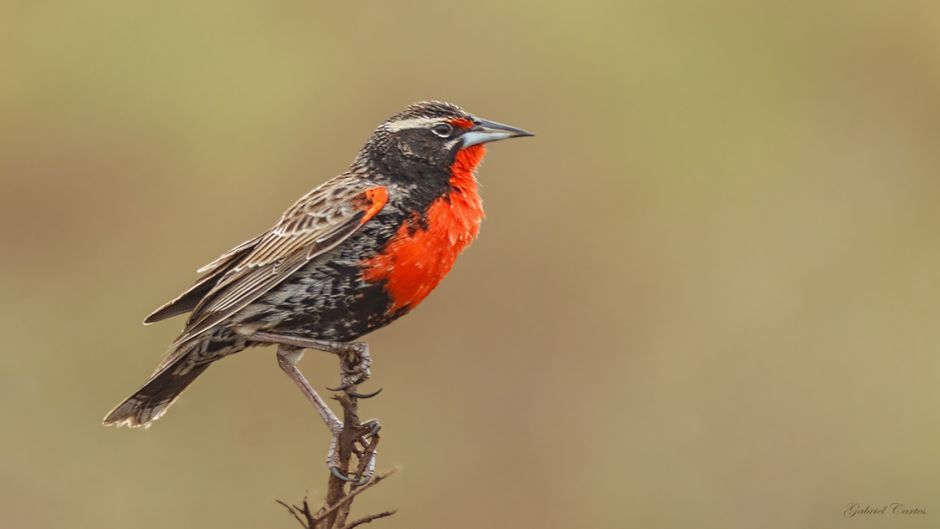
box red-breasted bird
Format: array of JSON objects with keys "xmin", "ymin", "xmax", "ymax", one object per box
[{"xmin": 103, "ymin": 100, "xmax": 532, "ymax": 480}]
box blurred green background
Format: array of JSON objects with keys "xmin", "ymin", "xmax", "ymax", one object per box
[{"xmin": 2, "ymin": 1, "xmax": 939, "ymax": 528}]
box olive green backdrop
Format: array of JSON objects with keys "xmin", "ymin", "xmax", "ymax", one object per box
[{"xmin": 2, "ymin": 1, "xmax": 939, "ymax": 528}]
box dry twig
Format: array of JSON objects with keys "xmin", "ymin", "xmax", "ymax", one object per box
[{"xmin": 339, "ymin": 510, "xmax": 398, "ymax": 529}]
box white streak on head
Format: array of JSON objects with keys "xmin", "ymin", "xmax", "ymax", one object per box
[{"xmin": 384, "ymin": 116, "xmax": 442, "ymax": 132}]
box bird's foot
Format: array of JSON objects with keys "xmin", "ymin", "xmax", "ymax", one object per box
[
  {"xmin": 327, "ymin": 418, "xmax": 381, "ymax": 485},
  {"xmin": 340, "ymin": 342, "xmax": 371, "ymax": 386},
  {"xmin": 326, "ymin": 342, "xmax": 381, "ymax": 398}
]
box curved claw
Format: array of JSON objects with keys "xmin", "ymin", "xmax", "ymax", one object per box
[
  {"xmin": 348, "ymin": 387, "xmax": 383, "ymax": 399},
  {"xmin": 330, "ymin": 466, "xmax": 356, "ymax": 482},
  {"xmin": 329, "ymin": 465, "xmax": 372, "ymax": 486},
  {"xmin": 325, "ymin": 384, "xmax": 382, "ymax": 399}
]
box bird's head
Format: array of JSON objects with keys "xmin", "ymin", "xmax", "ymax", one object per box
[{"xmin": 356, "ymin": 101, "xmax": 532, "ymax": 182}]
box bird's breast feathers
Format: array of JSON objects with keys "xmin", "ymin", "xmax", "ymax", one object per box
[{"xmin": 360, "ymin": 145, "xmax": 487, "ymax": 313}]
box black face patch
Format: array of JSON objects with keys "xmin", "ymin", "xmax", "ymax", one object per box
[
  {"xmin": 393, "ymin": 127, "xmax": 455, "ymax": 166},
  {"xmin": 353, "ymin": 101, "xmax": 476, "ymax": 199}
]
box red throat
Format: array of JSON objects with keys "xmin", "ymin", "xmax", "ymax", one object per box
[{"xmin": 361, "ymin": 145, "xmax": 486, "ymax": 313}]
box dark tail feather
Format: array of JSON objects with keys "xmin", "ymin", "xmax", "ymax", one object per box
[{"xmin": 103, "ymin": 356, "xmax": 209, "ymax": 428}]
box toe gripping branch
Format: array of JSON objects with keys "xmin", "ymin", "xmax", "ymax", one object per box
[
  {"xmin": 326, "ymin": 342, "xmax": 382, "ymax": 399},
  {"xmin": 328, "ymin": 394, "xmax": 381, "ymax": 486},
  {"xmin": 328, "ymin": 343, "xmax": 382, "ymax": 485},
  {"xmin": 320, "ymin": 341, "xmax": 382, "ymax": 484},
  {"xmin": 321, "ymin": 343, "xmax": 382, "ymax": 485}
]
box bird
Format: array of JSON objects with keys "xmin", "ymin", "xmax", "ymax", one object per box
[{"xmin": 103, "ymin": 100, "xmax": 532, "ymax": 481}]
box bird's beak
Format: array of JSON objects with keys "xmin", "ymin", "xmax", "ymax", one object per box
[{"xmin": 460, "ymin": 118, "xmax": 534, "ymax": 148}]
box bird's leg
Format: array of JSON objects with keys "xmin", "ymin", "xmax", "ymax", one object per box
[
  {"xmin": 252, "ymin": 332, "xmax": 377, "ymax": 398},
  {"xmin": 275, "ymin": 346, "xmax": 345, "ymax": 474},
  {"xmin": 261, "ymin": 334, "xmax": 381, "ymax": 483}
]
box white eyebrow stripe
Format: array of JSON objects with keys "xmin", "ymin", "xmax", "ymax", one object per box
[{"xmin": 384, "ymin": 117, "xmax": 442, "ymax": 132}]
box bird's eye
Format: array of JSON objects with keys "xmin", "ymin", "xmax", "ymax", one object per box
[{"xmin": 431, "ymin": 123, "xmax": 454, "ymax": 138}]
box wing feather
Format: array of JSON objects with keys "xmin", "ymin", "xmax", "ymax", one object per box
[
  {"xmin": 171, "ymin": 178, "xmax": 389, "ymax": 344},
  {"xmin": 143, "ymin": 235, "xmax": 263, "ymax": 324}
]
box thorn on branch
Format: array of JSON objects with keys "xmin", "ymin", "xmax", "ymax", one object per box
[{"xmin": 276, "ymin": 497, "xmax": 317, "ymax": 529}]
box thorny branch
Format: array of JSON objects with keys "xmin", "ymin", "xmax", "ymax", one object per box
[{"xmin": 277, "ymin": 357, "xmax": 396, "ymax": 529}]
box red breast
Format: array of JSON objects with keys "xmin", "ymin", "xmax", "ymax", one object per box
[{"xmin": 360, "ymin": 144, "xmax": 486, "ymax": 313}]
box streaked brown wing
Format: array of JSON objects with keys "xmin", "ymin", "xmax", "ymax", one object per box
[
  {"xmin": 143, "ymin": 234, "xmax": 264, "ymax": 324},
  {"xmin": 171, "ymin": 176, "xmax": 389, "ymax": 346},
  {"xmin": 196, "ymin": 234, "xmax": 266, "ymax": 274}
]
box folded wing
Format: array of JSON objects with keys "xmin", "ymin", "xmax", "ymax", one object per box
[{"xmin": 143, "ymin": 176, "xmax": 389, "ymax": 359}]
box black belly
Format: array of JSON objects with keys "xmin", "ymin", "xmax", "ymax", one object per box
[{"xmin": 234, "ymin": 258, "xmax": 408, "ymax": 343}]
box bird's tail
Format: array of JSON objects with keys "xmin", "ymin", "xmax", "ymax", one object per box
[{"xmin": 103, "ymin": 345, "xmax": 209, "ymax": 428}]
